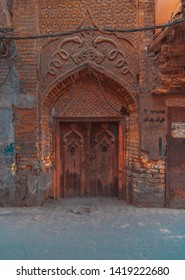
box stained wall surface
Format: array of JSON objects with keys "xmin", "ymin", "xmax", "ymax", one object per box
[{"xmin": 0, "ymin": 0, "xmax": 184, "ymax": 208}]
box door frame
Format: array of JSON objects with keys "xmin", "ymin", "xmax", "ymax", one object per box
[{"xmin": 53, "ymin": 117, "xmax": 126, "ymax": 200}]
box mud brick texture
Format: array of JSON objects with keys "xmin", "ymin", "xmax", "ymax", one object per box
[{"xmin": 0, "ymin": 1, "xmax": 185, "ymax": 208}]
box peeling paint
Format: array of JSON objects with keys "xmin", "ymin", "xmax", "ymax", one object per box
[
  {"xmin": 3, "ymin": 143, "xmax": 14, "ymax": 155},
  {"xmin": 172, "ymin": 122, "xmax": 185, "ymax": 138}
]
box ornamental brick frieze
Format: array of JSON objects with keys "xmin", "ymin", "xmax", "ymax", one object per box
[
  {"xmin": 51, "ymin": 73, "xmax": 126, "ymax": 118},
  {"xmin": 42, "ymin": 67, "xmax": 138, "ymax": 117},
  {"xmin": 39, "ymin": 0, "xmax": 137, "ymax": 34},
  {"xmin": 41, "ymin": 30, "xmax": 138, "ymax": 92}
]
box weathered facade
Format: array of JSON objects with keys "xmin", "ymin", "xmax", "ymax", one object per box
[{"xmin": 0, "ymin": 0, "xmax": 185, "ymax": 208}]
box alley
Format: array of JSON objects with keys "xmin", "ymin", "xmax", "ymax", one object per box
[{"xmin": 0, "ymin": 198, "xmax": 185, "ymax": 260}]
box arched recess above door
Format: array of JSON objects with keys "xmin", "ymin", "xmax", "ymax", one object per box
[{"xmin": 42, "ymin": 64, "xmax": 138, "ymax": 119}]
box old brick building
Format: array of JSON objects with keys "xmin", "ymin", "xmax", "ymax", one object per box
[{"xmin": 0, "ymin": 0, "xmax": 185, "ymax": 208}]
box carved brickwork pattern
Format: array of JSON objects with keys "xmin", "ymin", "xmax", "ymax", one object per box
[
  {"xmin": 52, "ymin": 72, "xmax": 126, "ymax": 118},
  {"xmin": 38, "ymin": 0, "xmax": 137, "ymax": 34},
  {"xmin": 41, "ymin": 30, "xmax": 138, "ymax": 92}
]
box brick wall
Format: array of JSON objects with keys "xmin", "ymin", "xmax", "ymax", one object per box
[
  {"xmin": 0, "ymin": 0, "xmax": 173, "ymax": 207},
  {"xmin": 12, "ymin": 0, "xmax": 41, "ymax": 205}
]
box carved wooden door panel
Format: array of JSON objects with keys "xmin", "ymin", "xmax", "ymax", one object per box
[
  {"xmin": 167, "ymin": 107, "xmax": 185, "ymax": 208},
  {"xmin": 60, "ymin": 122, "xmax": 118, "ymax": 197},
  {"xmin": 89, "ymin": 123, "xmax": 118, "ymax": 196},
  {"xmin": 61, "ymin": 123, "xmax": 85, "ymax": 197}
]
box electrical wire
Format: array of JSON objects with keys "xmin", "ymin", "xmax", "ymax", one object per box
[
  {"xmin": 0, "ymin": 61, "xmax": 11, "ymax": 88},
  {"xmin": 1, "ymin": 16, "xmax": 185, "ymax": 41},
  {"xmin": 103, "ymin": 16, "xmax": 185, "ymax": 33}
]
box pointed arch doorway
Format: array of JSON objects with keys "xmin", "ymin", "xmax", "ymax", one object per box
[{"xmin": 44, "ymin": 66, "xmax": 137, "ymax": 200}]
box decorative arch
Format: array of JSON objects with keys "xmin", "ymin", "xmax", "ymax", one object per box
[
  {"xmin": 40, "ymin": 63, "xmax": 140, "ymax": 200},
  {"xmin": 42, "ymin": 63, "xmax": 138, "ymax": 117}
]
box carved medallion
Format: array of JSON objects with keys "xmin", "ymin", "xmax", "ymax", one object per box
[
  {"xmin": 68, "ymin": 142, "xmax": 77, "ymax": 154},
  {"xmin": 100, "ymin": 140, "xmax": 109, "ymax": 152}
]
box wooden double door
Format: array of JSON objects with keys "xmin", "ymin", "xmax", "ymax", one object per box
[{"xmin": 60, "ymin": 122, "xmax": 118, "ymax": 197}]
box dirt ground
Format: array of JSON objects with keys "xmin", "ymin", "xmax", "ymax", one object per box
[{"xmin": 0, "ymin": 197, "xmax": 185, "ymax": 260}]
